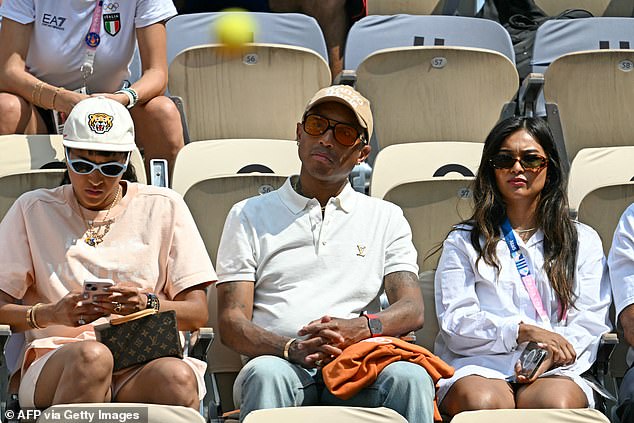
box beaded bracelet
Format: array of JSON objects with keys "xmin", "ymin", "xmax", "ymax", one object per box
[
  {"xmin": 145, "ymin": 293, "xmax": 160, "ymax": 311},
  {"xmin": 114, "ymin": 87, "xmax": 139, "ymax": 109}
]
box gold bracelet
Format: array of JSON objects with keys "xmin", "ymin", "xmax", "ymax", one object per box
[
  {"xmin": 51, "ymin": 87, "xmax": 64, "ymax": 110},
  {"xmin": 26, "ymin": 303, "xmax": 43, "ymax": 330},
  {"xmin": 31, "ymin": 81, "xmax": 44, "ymax": 106},
  {"xmin": 283, "ymin": 338, "xmax": 296, "ymax": 361},
  {"xmin": 36, "ymin": 82, "xmax": 46, "ymax": 107},
  {"xmin": 31, "ymin": 303, "xmax": 43, "ymax": 329}
]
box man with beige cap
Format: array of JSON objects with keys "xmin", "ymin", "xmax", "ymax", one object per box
[{"xmin": 215, "ymin": 85, "xmax": 435, "ymax": 422}]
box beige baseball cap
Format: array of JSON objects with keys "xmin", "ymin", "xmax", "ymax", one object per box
[
  {"xmin": 304, "ymin": 85, "xmax": 373, "ymax": 140},
  {"xmin": 63, "ymin": 97, "xmax": 136, "ymax": 152}
]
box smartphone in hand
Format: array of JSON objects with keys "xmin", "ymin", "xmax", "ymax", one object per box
[
  {"xmin": 82, "ymin": 278, "xmax": 114, "ymax": 303},
  {"xmin": 518, "ymin": 341, "xmax": 548, "ymax": 379}
]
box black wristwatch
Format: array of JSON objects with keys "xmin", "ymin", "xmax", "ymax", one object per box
[
  {"xmin": 146, "ymin": 293, "xmax": 160, "ymax": 311},
  {"xmin": 364, "ymin": 313, "xmax": 383, "ymax": 337}
]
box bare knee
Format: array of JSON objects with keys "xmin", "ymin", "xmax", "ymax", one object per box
[
  {"xmin": 442, "ymin": 378, "xmax": 515, "ymax": 415},
  {"xmin": 68, "ymin": 341, "xmax": 114, "ymax": 381},
  {"xmin": 0, "ymin": 93, "xmax": 31, "ymax": 134},
  {"xmin": 152, "ymin": 360, "xmax": 198, "ymax": 407}
]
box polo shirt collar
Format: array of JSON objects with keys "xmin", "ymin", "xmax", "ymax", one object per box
[{"xmin": 279, "ymin": 176, "xmax": 357, "ymax": 215}]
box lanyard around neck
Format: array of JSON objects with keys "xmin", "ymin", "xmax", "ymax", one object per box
[
  {"xmin": 501, "ymin": 218, "xmax": 551, "ymax": 324},
  {"xmin": 80, "ymin": 1, "xmax": 104, "ymax": 81}
]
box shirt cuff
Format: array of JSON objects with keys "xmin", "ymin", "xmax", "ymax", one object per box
[{"xmin": 501, "ymin": 318, "xmax": 522, "ymax": 352}]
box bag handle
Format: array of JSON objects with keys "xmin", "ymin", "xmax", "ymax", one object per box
[{"xmin": 111, "ymin": 308, "xmax": 157, "ymax": 326}]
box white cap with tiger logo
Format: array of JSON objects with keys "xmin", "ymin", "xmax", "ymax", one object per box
[{"xmin": 63, "ymin": 96, "xmax": 136, "ymax": 152}]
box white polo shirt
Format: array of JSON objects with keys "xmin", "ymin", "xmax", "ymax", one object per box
[
  {"xmin": 0, "ymin": 0, "xmax": 176, "ymax": 93},
  {"xmin": 216, "ymin": 176, "xmax": 419, "ymax": 338}
]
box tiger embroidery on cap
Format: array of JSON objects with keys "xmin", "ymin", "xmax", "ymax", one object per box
[{"xmin": 88, "ymin": 113, "xmax": 114, "ymax": 134}]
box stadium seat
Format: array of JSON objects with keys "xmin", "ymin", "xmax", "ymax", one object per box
[
  {"xmin": 171, "ymin": 139, "xmax": 300, "ymax": 195},
  {"xmin": 534, "ymin": 0, "xmax": 634, "ymax": 17},
  {"xmin": 567, "ymin": 146, "xmax": 634, "ymax": 216},
  {"xmin": 450, "ymin": 408, "xmax": 610, "ymax": 423},
  {"xmin": 543, "ymin": 49, "xmax": 634, "ymax": 166},
  {"xmin": 172, "ymin": 139, "xmax": 300, "ymax": 416},
  {"xmin": 242, "ymin": 406, "xmax": 408, "ymax": 423},
  {"xmin": 381, "ymin": 177, "xmax": 474, "ymax": 350},
  {"xmin": 345, "ymin": 15, "xmax": 514, "ymax": 72},
  {"xmin": 354, "ymin": 46, "xmax": 517, "ymax": 151},
  {"xmin": 370, "ymin": 142, "xmax": 477, "ymax": 349},
  {"xmin": 577, "ymin": 181, "xmax": 634, "ymax": 256},
  {"xmin": 365, "ymin": 0, "xmax": 478, "ymax": 16},
  {"xmin": 0, "ymin": 134, "xmax": 147, "ymax": 184},
  {"xmin": 127, "ymin": 12, "xmax": 328, "ymax": 84},
  {"xmin": 168, "ymin": 43, "xmax": 330, "ymax": 142},
  {"xmin": 524, "ymin": 17, "xmax": 634, "ymax": 116},
  {"xmin": 369, "ymin": 142, "xmax": 482, "ymax": 199}
]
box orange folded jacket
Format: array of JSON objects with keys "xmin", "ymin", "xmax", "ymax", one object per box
[{"xmin": 322, "ymin": 336, "xmax": 454, "ymax": 422}]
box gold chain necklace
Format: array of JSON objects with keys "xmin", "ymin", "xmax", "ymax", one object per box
[{"xmin": 79, "ymin": 185, "xmax": 121, "ymax": 247}]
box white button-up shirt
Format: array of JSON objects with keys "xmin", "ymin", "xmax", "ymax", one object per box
[{"xmin": 435, "ymin": 222, "xmax": 611, "ymax": 385}]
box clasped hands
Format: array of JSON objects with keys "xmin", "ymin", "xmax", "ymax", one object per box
[{"xmin": 288, "ymin": 315, "xmax": 369, "ymax": 369}]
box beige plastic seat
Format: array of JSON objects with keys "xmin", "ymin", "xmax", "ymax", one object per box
[
  {"xmin": 370, "ymin": 144, "xmax": 477, "ymax": 349},
  {"xmin": 168, "ymin": 43, "xmax": 330, "ymax": 142},
  {"xmin": 38, "ymin": 403, "xmax": 205, "ymax": 423},
  {"xmin": 577, "ymin": 181, "xmax": 634, "ymax": 255},
  {"xmin": 369, "ymin": 142, "xmax": 482, "ymax": 199},
  {"xmin": 451, "ymin": 408, "xmax": 610, "ymax": 423},
  {"xmin": 355, "ymin": 46, "xmax": 518, "ymax": 151},
  {"xmin": 534, "ymin": 0, "xmax": 634, "ymax": 17},
  {"xmin": 243, "ymin": 406, "xmax": 407, "ymax": 423},
  {"xmin": 567, "ymin": 146, "xmax": 634, "ymax": 215},
  {"xmin": 0, "ymin": 134, "xmax": 147, "ymax": 183},
  {"xmin": 0, "ymin": 170, "xmax": 66, "ymax": 221},
  {"xmin": 171, "ymin": 139, "xmax": 300, "ymax": 195},
  {"xmin": 172, "ymin": 141, "xmax": 300, "ymax": 414},
  {"xmin": 543, "ymin": 50, "xmax": 634, "ymax": 164}
]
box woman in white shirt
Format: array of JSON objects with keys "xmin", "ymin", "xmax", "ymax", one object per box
[{"xmin": 435, "ymin": 116, "xmax": 611, "ymax": 416}]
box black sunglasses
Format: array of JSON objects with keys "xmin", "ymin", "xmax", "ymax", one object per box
[
  {"xmin": 489, "ymin": 153, "xmax": 548, "ymax": 171},
  {"xmin": 302, "ymin": 114, "xmax": 366, "ymax": 146}
]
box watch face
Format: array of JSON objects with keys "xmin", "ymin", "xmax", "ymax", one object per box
[{"xmin": 368, "ymin": 317, "xmax": 383, "ymax": 336}]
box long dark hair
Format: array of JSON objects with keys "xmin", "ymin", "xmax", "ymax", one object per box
[{"xmin": 468, "ymin": 116, "xmax": 577, "ymax": 320}]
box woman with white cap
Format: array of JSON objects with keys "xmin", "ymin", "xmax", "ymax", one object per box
[{"xmin": 0, "ymin": 97, "xmax": 216, "ymax": 409}]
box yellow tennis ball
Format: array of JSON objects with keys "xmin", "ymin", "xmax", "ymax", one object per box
[{"xmin": 214, "ymin": 9, "xmax": 257, "ymax": 48}]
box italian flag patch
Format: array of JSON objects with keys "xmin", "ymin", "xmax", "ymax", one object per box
[{"xmin": 103, "ymin": 13, "xmax": 121, "ymax": 36}]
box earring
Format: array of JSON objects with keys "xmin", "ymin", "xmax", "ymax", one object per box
[{"xmin": 296, "ymin": 141, "xmax": 300, "ymax": 146}]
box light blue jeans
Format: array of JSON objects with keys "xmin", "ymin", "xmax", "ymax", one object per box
[{"xmin": 234, "ymin": 355, "xmax": 436, "ymax": 423}]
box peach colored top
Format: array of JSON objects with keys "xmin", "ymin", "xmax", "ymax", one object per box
[{"xmin": 0, "ymin": 182, "xmax": 217, "ymax": 373}]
